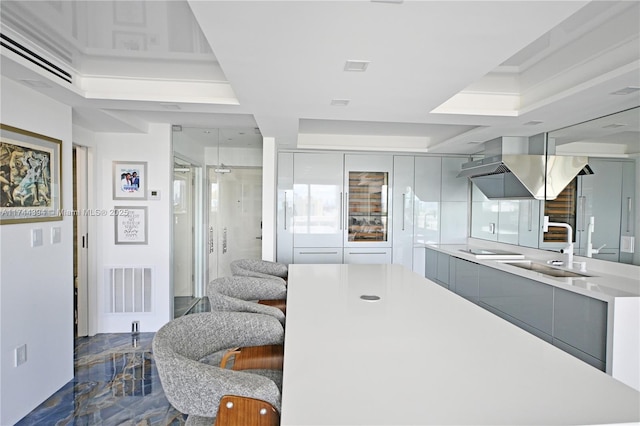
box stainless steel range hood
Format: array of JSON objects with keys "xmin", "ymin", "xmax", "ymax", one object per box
[{"xmin": 457, "ymin": 135, "xmax": 593, "ymax": 200}]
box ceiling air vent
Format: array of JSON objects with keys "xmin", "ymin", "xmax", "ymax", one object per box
[{"xmin": 0, "ymin": 33, "xmax": 72, "ymax": 84}]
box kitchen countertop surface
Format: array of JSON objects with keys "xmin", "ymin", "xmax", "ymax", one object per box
[
  {"xmin": 281, "ymin": 264, "xmax": 640, "ymax": 426},
  {"xmin": 419, "ymin": 242, "xmax": 640, "ymax": 301}
]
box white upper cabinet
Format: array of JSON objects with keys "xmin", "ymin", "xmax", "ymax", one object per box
[
  {"xmin": 292, "ymin": 152, "xmax": 344, "ymax": 248},
  {"xmin": 393, "ymin": 156, "xmax": 415, "ymax": 269},
  {"xmin": 414, "ymin": 157, "xmax": 442, "ymax": 244},
  {"xmin": 277, "ymin": 152, "xmax": 294, "ymax": 263}
]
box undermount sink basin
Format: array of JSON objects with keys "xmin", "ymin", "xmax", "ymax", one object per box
[{"xmin": 499, "ymin": 260, "xmax": 593, "ymax": 278}]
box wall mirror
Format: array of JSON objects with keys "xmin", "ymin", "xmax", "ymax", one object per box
[{"xmin": 470, "ymin": 107, "xmax": 639, "ymax": 265}]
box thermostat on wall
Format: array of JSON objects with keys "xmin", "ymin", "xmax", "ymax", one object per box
[{"xmin": 149, "ymin": 190, "xmax": 161, "ymax": 200}]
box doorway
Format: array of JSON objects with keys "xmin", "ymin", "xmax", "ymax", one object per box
[
  {"xmin": 208, "ymin": 166, "xmax": 263, "ymax": 281},
  {"xmin": 173, "ymin": 158, "xmax": 204, "ymax": 317},
  {"xmin": 73, "ymin": 145, "xmax": 89, "ymax": 337}
]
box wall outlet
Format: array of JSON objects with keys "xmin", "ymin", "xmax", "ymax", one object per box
[{"xmin": 15, "ymin": 344, "xmax": 27, "ymax": 366}]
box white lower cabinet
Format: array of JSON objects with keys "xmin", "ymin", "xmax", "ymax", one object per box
[
  {"xmin": 344, "ymin": 248, "xmax": 392, "ymax": 264},
  {"xmin": 293, "ymin": 248, "xmax": 343, "ymax": 264}
]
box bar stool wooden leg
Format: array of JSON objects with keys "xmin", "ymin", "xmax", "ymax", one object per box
[{"xmin": 215, "ymin": 395, "xmax": 279, "ymax": 426}]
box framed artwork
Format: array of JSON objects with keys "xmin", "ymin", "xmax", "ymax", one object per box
[
  {"xmin": 0, "ymin": 124, "xmax": 62, "ymax": 224},
  {"xmin": 114, "ymin": 206, "xmax": 147, "ymax": 245},
  {"xmin": 113, "ymin": 161, "xmax": 147, "ymax": 200}
]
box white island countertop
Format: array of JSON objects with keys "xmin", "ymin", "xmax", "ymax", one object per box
[{"xmin": 281, "ymin": 264, "xmax": 640, "ymax": 426}]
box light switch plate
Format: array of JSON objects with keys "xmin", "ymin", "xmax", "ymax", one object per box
[
  {"xmin": 15, "ymin": 344, "xmax": 27, "ymax": 366},
  {"xmin": 31, "ymin": 228, "xmax": 43, "ymax": 247},
  {"xmin": 149, "ymin": 189, "xmax": 161, "ymax": 200},
  {"xmin": 51, "ymin": 227, "xmax": 62, "ymax": 244}
]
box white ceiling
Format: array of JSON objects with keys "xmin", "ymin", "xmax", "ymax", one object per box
[{"xmin": 0, "ymin": 0, "xmax": 638, "ymax": 155}]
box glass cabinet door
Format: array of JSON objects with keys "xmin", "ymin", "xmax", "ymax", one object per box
[{"xmin": 347, "ymin": 171, "xmax": 389, "ymax": 242}]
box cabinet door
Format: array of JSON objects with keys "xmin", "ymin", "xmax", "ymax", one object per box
[
  {"xmin": 344, "ymin": 154, "xmax": 393, "ymax": 248},
  {"xmin": 436, "ymin": 252, "xmax": 450, "ymax": 287},
  {"xmin": 425, "ymin": 248, "xmax": 438, "ymax": 282},
  {"xmin": 293, "ymin": 248, "xmax": 343, "ymax": 264},
  {"xmin": 518, "ymin": 199, "xmax": 541, "ymax": 248},
  {"xmin": 441, "ymin": 157, "xmax": 468, "ymax": 202},
  {"xmin": 293, "ymin": 153, "xmax": 344, "ymax": 248},
  {"xmin": 277, "ymin": 152, "xmax": 294, "ymax": 263},
  {"xmin": 344, "ymin": 248, "xmax": 392, "ymax": 264},
  {"xmin": 620, "ymin": 161, "xmax": 635, "ymax": 264},
  {"xmin": 553, "ymin": 287, "xmax": 607, "ymax": 370},
  {"xmin": 414, "ymin": 157, "xmax": 442, "ymax": 244},
  {"xmin": 452, "ymin": 258, "xmax": 479, "ymax": 302},
  {"xmin": 392, "ymin": 156, "xmax": 414, "ymax": 269},
  {"xmin": 478, "ymin": 266, "xmax": 553, "ymax": 337}
]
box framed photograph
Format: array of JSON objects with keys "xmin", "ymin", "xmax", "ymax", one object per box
[
  {"xmin": 113, "ymin": 161, "xmax": 147, "ymax": 200},
  {"xmin": 0, "ymin": 124, "xmax": 62, "ymax": 224},
  {"xmin": 114, "ymin": 206, "xmax": 147, "ymax": 245}
]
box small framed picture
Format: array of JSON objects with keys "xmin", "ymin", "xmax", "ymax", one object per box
[
  {"xmin": 114, "ymin": 206, "xmax": 147, "ymax": 245},
  {"xmin": 0, "ymin": 124, "xmax": 62, "ymax": 224},
  {"xmin": 113, "ymin": 161, "xmax": 147, "ymax": 200}
]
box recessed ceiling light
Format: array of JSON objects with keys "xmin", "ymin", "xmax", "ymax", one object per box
[
  {"xmin": 161, "ymin": 103, "xmax": 181, "ymax": 110},
  {"xmin": 330, "ymin": 99, "xmax": 350, "ymax": 106},
  {"xmin": 467, "ymin": 141, "xmax": 483, "ymax": 144},
  {"xmin": 602, "ymin": 123, "xmax": 626, "ymax": 129},
  {"xmin": 371, "ymin": 0, "xmax": 403, "ymax": 3},
  {"xmin": 20, "ymin": 79, "xmax": 51, "ymax": 88},
  {"xmin": 610, "ymin": 87, "xmax": 640, "ymax": 95},
  {"xmin": 523, "ymin": 120, "xmax": 543, "ymax": 126},
  {"xmin": 344, "ymin": 60, "xmax": 370, "ymax": 72}
]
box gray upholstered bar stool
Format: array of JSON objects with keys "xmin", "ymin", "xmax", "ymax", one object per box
[
  {"xmin": 207, "ymin": 276, "xmax": 287, "ymax": 323},
  {"xmin": 230, "ymin": 259, "xmax": 288, "ymax": 283},
  {"xmin": 153, "ymin": 312, "xmax": 284, "ymax": 426}
]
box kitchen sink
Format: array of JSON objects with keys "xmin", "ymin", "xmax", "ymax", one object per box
[{"xmin": 499, "ymin": 260, "xmax": 593, "ymax": 278}]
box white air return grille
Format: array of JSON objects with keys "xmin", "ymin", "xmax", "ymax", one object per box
[{"xmin": 105, "ymin": 267, "xmax": 152, "ymax": 313}]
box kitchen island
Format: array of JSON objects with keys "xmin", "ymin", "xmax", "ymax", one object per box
[
  {"xmin": 417, "ymin": 239, "xmax": 640, "ymax": 391},
  {"xmin": 281, "ymin": 263, "xmax": 639, "ymax": 426}
]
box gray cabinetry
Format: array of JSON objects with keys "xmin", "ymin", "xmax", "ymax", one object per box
[
  {"xmin": 426, "ymin": 252, "xmax": 610, "ymax": 372},
  {"xmin": 425, "ymin": 248, "xmax": 438, "ymax": 282},
  {"xmin": 553, "ymin": 288, "xmax": 607, "ymax": 370},
  {"xmin": 450, "ymin": 257, "xmax": 479, "ymax": 302},
  {"xmin": 478, "ymin": 264, "xmax": 553, "ymax": 342},
  {"xmin": 425, "ymin": 247, "xmax": 450, "ymax": 288}
]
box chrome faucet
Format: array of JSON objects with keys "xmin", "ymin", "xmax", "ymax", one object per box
[
  {"xmin": 543, "ymin": 216, "xmax": 574, "ymax": 268},
  {"xmin": 585, "ymin": 216, "xmax": 606, "ymax": 258}
]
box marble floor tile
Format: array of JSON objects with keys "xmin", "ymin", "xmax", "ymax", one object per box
[
  {"xmin": 17, "ymin": 299, "xmax": 215, "ymax": 425},
  {"xmin": 17, "ymin": 333, "xmax": 187, "ymax": 426}
]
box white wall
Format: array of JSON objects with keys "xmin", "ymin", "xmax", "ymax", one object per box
[
  {"xmin": 0, "ymin": 77, "xmax": 74, "ymax": 425},
  {"xmin": 80, "ymin": 124, "xmax": 173, "ymax": 334}
]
